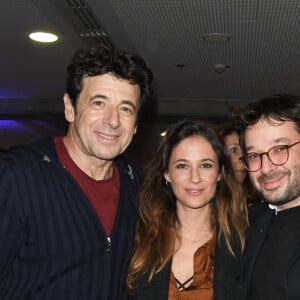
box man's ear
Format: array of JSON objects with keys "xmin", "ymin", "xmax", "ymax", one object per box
[{"xmin": 63, "ymin": 93, "xmax": 75, "ymax": 122}]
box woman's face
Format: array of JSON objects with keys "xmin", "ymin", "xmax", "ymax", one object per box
[
  {"xmin": 224, "ymin": 132, "xmax": 246, "ymax": 183},
  {"xmin": 164, "ymin": 135, "xmax": 220, "ymax": 212}
]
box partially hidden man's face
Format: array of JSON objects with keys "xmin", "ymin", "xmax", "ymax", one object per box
[
  {"xmin": 245, "ymin": 118, "xmax": 300, "ymax": 210},
  {"xmin": 64, "ymin": 73, "xmax": 140, "ymax": 161}
]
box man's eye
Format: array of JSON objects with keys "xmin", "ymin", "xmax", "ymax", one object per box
[
  {"xmin": 247, "ymin": 153, "xmax": 259, "ymax": 160},
  {"xmin": 274, "ymin": 145, "xmax": 287, "ymax": 153},
  {"xmin": 120, "ymin": 106, "xmax": 134, "ymax": 115},
  {"xmin": 94, "ymin": 101, "xmax": 104, "ymax": 107}
]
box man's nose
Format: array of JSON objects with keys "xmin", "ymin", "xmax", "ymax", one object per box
[
  {"xmin": 260, "ymin": 153, "xmax": 275, "ymax": 174},
  {"xmin": 103, "ymin": 106, "xmax": 120, "ymax": 128}
]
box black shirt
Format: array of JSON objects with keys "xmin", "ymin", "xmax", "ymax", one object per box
[{"xmin": 248, "ymin": 205, "xmax": 300, "ymax": 300}]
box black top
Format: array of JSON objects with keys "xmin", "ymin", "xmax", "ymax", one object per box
[
  {"xmin": 248, "ymin": 205, "xmax": 300, "ymax": 300},
  {"xmin": 129, "ymin": 226, "xmax": 245, "ymax": 300}
]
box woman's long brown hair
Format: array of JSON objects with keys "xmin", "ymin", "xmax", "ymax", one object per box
[{"xmin": 126, "ymin": 119, "xmax": 248, "ymax": 291}]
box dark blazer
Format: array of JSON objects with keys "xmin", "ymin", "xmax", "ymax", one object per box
[
  {"xmin": 129, "ymin": 230, "xmax": 245, "ymax": 300},
  {"xmin": 241, "ymin": 203, "xmax": 300, "ymax": 300}
]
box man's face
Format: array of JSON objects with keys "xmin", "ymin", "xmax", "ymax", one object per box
[
  {"xmin": 64, "ymin": 73, "xmax": 140, "ymax": 162},
  {"xmin": 245, "ymin": 118, "xmax": 300, "ymax": 210}
]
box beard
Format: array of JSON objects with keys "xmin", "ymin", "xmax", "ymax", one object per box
[{"xmin": 255, "ymin": 165, "xmax": 300, "ymax": 206}]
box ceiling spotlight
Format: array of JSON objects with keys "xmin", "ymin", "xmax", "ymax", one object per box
[
  {"xmin": 160, "ymin": 130, "xmax": 167, "ymax": 137},
  {"xmin": 28, "ymin": 32, "xmax": 59, "ymax": 43},
  {"xmin": 203, "ymin": 33, "xmax": 231, "ymax": 43},
  {"xmin": 214, "ymin": 64, "xmax": 230, "ymax": 73}
]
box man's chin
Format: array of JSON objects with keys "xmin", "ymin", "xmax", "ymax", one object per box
[
  {"xmin": 263, "ymin": 194, "xmax": 293, "ymax": 206},
  {"xmin": 258, "ymin": 189, "xmax": 283, "ymax": 205}
]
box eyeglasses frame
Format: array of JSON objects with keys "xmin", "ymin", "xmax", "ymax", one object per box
[{"xmin": 239, "ymin": 140, "xmax": 300, "ymax": 172}]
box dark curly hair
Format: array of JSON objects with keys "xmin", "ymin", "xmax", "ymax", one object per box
[
  {"xmin": 233, "ymin": 94, "xmax": 300, "ymax": 153},
  {"xmin": 65, "ymin": 46, "xmax": 153, "ymax": 116}
]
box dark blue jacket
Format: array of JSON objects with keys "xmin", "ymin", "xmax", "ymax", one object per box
[{"xmin": 0, "ymin": 137, "xmax": 139, "ymax": 299}]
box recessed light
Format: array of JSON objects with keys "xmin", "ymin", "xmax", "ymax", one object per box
[
  {"xmin": 28, "ymin": 32, "xmax": 59, "ymax": 43},
  {"xmin": 160, "ymin": 130, "xmax": 167, "ymax": 137},
  {"xmin": 213, "ymin": 64, "xmax": 230, "ymax": 73},
  {"xmin": 203, "ymin": 33, "xmax": 231, "ymax": 43}
]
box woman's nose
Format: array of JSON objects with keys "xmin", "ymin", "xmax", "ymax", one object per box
[{"xmin": 190, "ymin": 168, "xmax": 201, "ymax": 183}]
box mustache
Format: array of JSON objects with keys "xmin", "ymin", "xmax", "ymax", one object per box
[
  {"xmin": 94, "ymin": 127, "xmax": 121, "ymax": 135},
  {"xmin": 257, "ymin": 170, "xmax": 289, "ymax": 183}
]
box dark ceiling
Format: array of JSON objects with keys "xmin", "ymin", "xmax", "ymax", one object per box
[{"xmin": 1, "ymin": 0, "xmax": 300, "ymax": 155}]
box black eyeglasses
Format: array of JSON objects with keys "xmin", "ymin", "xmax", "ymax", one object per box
[{"xmin": 239, "ymin": 141, "xmax": 300, "ymax": 172}]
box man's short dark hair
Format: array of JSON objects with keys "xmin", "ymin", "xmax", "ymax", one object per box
[
  {"xmin": 233, "ymin": 94, "xmax": 300, "ymax": 152},
  {"xmin": 66, "ymin": 46, "xmax": 153, "ymax": 115}
]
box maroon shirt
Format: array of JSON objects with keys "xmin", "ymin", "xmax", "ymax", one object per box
[{"xmin": 54, "ymin": 136, "xmax": 120, "ymax": 236}]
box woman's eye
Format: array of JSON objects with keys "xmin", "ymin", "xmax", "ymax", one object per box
[
  {"xmin": 201, "ymin": 163, "xmax": 212, "ymax": 169},
  {"xmin": 176, "ymin": 164, "xmax": 188, "ymax": 169},
  {"xmin": 229, "ymin": 146, "xmax": 242, "ymax": 155},
  {"xmin": 230, "ymin": 147, "xmax": 237, "ymax": 153}
]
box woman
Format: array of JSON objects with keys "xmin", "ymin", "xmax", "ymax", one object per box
[
  {"xmin": 218, "ymin": 122, "xmax": 246, "ymax": 183},
  {"xmin": 127, "ymin": 119, "xmax": 248, "ymax": 300},
  {"xmin": 218, "ymin": 122, "xmax": 259, "ymax": 205}
]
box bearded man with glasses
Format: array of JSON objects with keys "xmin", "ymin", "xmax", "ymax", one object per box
[{"xmin": 234, "ymin": 94, "xmax": 300, "ymax": 300}]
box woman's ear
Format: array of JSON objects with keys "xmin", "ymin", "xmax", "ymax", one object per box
[{"xmin": 164, "ymin": 171, "xmax": 171, "ymax": 183}]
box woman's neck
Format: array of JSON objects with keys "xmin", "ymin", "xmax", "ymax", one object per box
[{"xmin": 177, "ymin": 205, "xmax": 214, "ymax": 243}]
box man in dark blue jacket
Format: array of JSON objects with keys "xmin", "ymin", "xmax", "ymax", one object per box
[
  {"xmin": 0, "ymin": 46, "xmax": 152, "ymax": 299},
  {"xmin": 235, "ymin": 94, "xmax": 300, "ymax": 300}
]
